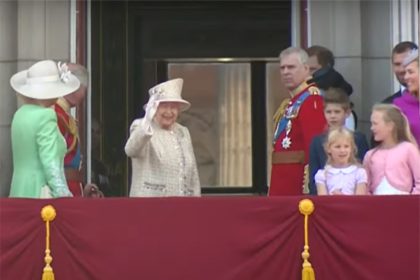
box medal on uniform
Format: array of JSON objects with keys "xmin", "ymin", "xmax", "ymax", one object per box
[
  {"xmin": 275, "ymin": 90, "xmax": 312, "ymax": 149},
  {"xmin": 281, "ymin": 120, "xmax": 292, "ymax": 149},
  {"xmin": 281, "ymin": 136, "xmax": 291, "ymax": 149}
]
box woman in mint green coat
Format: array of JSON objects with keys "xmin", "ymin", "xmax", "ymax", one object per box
[{"xmin": 9, "ymin": 60, "xmax": 81, "ymax": 198}]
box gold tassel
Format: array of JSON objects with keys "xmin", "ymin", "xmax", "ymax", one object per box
[
  {"xmin": 42, "ymin": 262, "xmax": 55, "ymax": 280},
  {"xmin": 41, "ymin": 205, "xmax": 57, "ymax": 280},
  {"xmin": 299, "ymin": 199, "xmax": 315, "ymax": 280}
]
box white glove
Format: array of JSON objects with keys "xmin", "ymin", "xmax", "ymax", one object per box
[
  {"xmin": 144, "ymin": 97, "xmax": 159, "ymax": 123},
  {"xmin": 142, "ymin": 95, "xmax": 159, "ymax": 134}
]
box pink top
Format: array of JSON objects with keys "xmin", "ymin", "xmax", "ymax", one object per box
[{"xmin": 363, "ymin": 141, "xmax": 420, "ymax": 194}]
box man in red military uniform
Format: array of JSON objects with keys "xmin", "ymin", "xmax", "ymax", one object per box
[
  {"xmin": 54, "ymin": 63, "xmax": 89, "ymax": 197},
  {"xmin": 269, "ymin": 47, "xmax": 327, "ymax": 195}
]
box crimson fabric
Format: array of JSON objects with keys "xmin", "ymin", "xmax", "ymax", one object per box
[{"xmin": 0, "ymin": 196, "xmax": 419, "ymax": 280}]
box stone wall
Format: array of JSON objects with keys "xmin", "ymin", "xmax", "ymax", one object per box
[{"xmin": 0, "ymin": 0, "xmax": 71, "ymax": 196}]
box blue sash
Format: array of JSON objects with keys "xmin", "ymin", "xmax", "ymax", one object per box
[
  {"xmin": 66, "ymin": 145, "xmax": 81, "ymax": 169},
  {"xmin": 273, "ymin": 91, "xmax": 311, "ymax": 145}
]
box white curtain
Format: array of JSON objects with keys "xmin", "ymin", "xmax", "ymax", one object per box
[{"xmin": 218, "ymin": 64, "xmax": 252, "ymax": 186}]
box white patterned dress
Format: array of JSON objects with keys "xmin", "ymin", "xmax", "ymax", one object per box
[{"xmin": 125, "ymin": 118, "xmax": 201, "ymax": 197}]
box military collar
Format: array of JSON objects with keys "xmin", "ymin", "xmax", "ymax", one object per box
[{"xmin": 289, "ymin": 78, "xmax": 313, "ymax": 97}]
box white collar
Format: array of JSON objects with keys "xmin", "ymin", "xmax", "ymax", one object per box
[{"xmin": 325, "ymin": 165, "xmax": 357, "ymax": 174}]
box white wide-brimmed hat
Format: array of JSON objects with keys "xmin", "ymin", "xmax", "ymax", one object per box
[
  {"xmin": 147, "ymin": 78, "xmax": 191, "ymax": 111},
  {"xmin": 10, "ymin": 60, "xmax": 80, "ymax": 100}
]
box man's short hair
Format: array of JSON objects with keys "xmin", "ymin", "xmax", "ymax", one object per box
[
  {"xmin": 69, "ymin": 63, "xmax": 89, "ymax": 87},
  {"xmin": 279, "ymin": 47, "xmax": 309, "ymax": 65},
  {"xmin": 323, "ymin": 87, "xmax": 351, "ymax": 110},
  {"xmin": 392, "ymin": 41, "xmax": 418, "ymax": 55},
  {"xmin": 306, "ymin": 45, "xmax": 335, "ymax": 68}
]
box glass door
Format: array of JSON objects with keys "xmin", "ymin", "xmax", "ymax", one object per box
[{"xmin": 168, "ymin": 62, "xmax": 253, "ymax": 189}]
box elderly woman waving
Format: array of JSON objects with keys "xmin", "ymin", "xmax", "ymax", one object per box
[{"xmin": 125, "ymin": 78, "xmax": 201, "ymax": 197}]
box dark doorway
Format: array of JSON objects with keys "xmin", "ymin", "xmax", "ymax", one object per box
[{"xmin": 91, "ymin": 1, "xmax": 291, "ymax": 196}]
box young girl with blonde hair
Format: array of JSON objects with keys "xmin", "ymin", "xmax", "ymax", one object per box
[
  {"xmin": 364, "ymin": 104, "xmax": 420, "ymax": 195},
  {"xmin": 315, "ymin": 127, "xmax": 367, "ymax": 195}
]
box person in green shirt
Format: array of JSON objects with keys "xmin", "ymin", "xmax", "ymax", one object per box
[{"xmin": 9, "ymin": 60, "xmax": 81, "ymax": 198}]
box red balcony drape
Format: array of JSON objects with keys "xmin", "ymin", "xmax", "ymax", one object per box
[{"xmin": 0, "ymin": 196, "xmax": 419, "ymax": 280}]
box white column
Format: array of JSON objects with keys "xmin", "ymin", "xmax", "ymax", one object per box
[
  {"xmin": 0, "ymin": 0, "xmax": 17, "ymax": 196},
  {"xmin": 308, "ymin": 0, "xmax": 365, "ymax": 133},
  {"xmin": 291, "ymin": 0, "xmax": 301, "ymax": 47},
  {"xmin": 391, "ymin": 0, "xmax": 419, "ymax": 91},
  {"xmin": 0, "ymin": 0, "xmax": 72, "ymax": 196}
]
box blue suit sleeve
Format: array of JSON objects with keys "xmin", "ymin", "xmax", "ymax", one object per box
[
  {"xmin": 355, "ymin": 132, "xmax": 369, "ymax": 162},
  {"xmin": 309, "ymin": 136, "xmax": 321, "ymax": 195}
]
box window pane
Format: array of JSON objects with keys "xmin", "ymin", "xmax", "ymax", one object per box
[{"xmin": 168, "ymin": 63, "xmax": 252, "ymax": 188}]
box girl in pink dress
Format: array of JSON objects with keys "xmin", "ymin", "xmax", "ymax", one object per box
[
  {"xmin": 315, "ymin": 127, "xmax": 367, "ymax": 195},
  {"xmin": 364, "ymin": 104, "xmax": 420, "ymax": 195}
]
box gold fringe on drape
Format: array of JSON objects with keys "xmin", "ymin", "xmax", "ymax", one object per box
[
  {"xmin": 41, "ymin": 205, "xmax": 57, "ymax": 280},
  {"xmin": 299, "ymin": 199, "xmax": 315, "ymax": 280}
]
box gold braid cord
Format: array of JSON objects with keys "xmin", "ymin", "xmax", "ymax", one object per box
[
  {"xmin": 299, "ymin": 199, "xmax": 315, "ymax": 280},
  {"xmin": 41, "ymin": 205, "xmax": 57, "ymax": 280},
  {"xmin": 273, "ymin": 98, "xmax": 291, "ymax": 131},
  {"xmin": 302, "ymin": 164, "xmax": 310, "ymax": 194},
  {"xmin": 65, "ymin": 116, "xmax": 79, "ymax": 152},
  {"xmin": 57, "ymin": 113, "xmax": 79, "ymax": 153}
]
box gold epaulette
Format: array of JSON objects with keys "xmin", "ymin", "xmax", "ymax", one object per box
[{"xmin": 307, "ymin": 86, "xmax": 321, "ymax": 96}]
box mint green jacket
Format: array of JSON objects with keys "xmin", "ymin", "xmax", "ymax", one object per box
[{"xmin": 9, "ymin": 104, "xmax": 72, "ymax": 198}]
